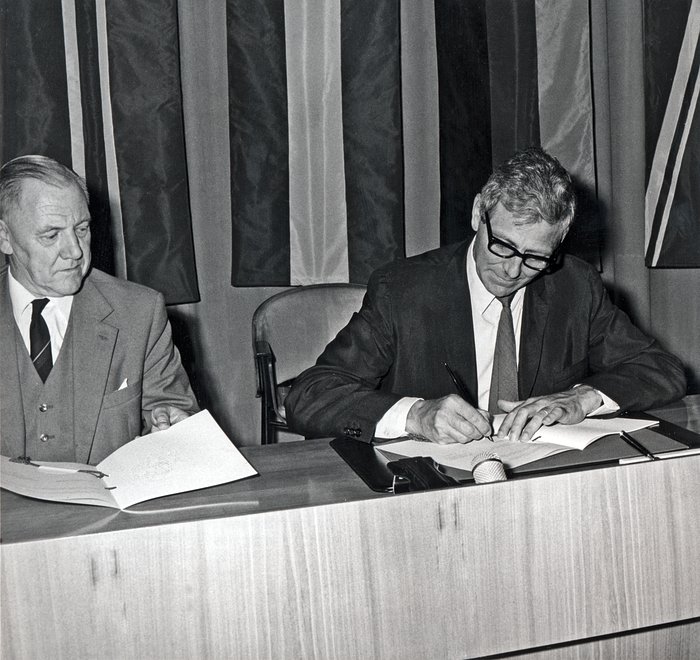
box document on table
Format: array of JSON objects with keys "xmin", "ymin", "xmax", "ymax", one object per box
[
  {"xmin": 0, "ymin": 410, "xmax": 257, "ymax": 510},
  {"xmin": 377, "ymin": 416, "xmax": 659, "ymax": 471}
]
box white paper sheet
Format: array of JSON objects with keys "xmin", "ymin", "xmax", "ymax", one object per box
[
  {"xmin": 379, "ymin": 417, "xmax": 659, "ymax": 471},
  {"xmin": 0, "ymin": 410, "xmax": 257, "ymax": 510}
]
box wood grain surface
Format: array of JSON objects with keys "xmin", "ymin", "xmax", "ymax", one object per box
[{"xmin": 2, "ymin": 397, "xmax": 699, "ymax": 659}]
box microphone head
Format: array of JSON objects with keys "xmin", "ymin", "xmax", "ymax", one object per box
[{"xmin": 470, "ymin": 451, "xmax": 507, "ymax": 484}]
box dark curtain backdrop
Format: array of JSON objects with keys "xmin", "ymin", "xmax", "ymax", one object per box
[
  {"xmin": 226, "ymin": 0, "xmax": 599, "ymax": 287},
  {"xmin": 4, "ymin": 0, "xmax": 695, "ymax": 445},
  {"xmin": 0, "ymin": 0, "xmax": 198, "ymax": 304}
]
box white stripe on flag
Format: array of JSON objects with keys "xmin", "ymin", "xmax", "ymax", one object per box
[
  {"xmin": 285, "ymin": 0, "xmax": 349, "ymax": 285},
  {"xmin": 61, "ymin": 0, "xmax": 85, "ymax": 179},
  {"xmin": 535, "ymin": 0, "xmax": 595, "ymax": 191},
  {"xmin": 95, "ymin": 0, "xmax": 127, "ymax": 278},
  {"xmin": 401, "ymin": 0, "xmax": 441, "ymax": 257},
  {"xmin": 651, "ymin": 69, "xmax": 700, "ymax": 266},
  {"xmin": 645, "ymin": 0, "xmax": 700, "ymax": 262}
]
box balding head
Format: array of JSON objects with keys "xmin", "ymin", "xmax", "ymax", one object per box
[{"xmin": 0, "ymin": 155, "xmax": 91, "ymax": 297}]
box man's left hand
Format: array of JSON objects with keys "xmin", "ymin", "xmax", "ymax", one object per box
[
  {"xmin": 150, "ymin": 406, "xmax": 190, "ymax": 432},
  {"xmin": 495, "ymin": 385, "xmax": 603, "ymax": 442}
]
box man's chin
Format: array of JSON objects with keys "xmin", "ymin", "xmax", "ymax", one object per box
[
  {"xmin": 488, "ymin": 280, "xmax": 521, "ymax": 298},
  {"xmin": 53, "ymin": 269, "xmax": 87, "ymax": 296}
]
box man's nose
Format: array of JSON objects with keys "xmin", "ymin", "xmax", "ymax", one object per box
[
  {"xmin": 503, "ymin": 255, "xmax": 523, "ymax": 279},
  {"xmin": 60, "ymin": 232, "xmax": 83, "ymax": 260}
]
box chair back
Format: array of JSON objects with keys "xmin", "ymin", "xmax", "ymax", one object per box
[{"xmin": 253, "ymin": 283, "xmax": 366, "ymax": 384}]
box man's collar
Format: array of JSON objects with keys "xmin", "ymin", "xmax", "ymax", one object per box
[{"xmin": 7, "ymin": 267, "xmax": 74, "ymax": 320}]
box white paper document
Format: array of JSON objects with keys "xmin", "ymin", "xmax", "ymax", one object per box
[
  {"xmin": 0, "ymin": 410, "xmax": 257, "ymax": 509},
  {"xmin": 378, "ymin": 416, "xmax": 659, "ymax": 471}
]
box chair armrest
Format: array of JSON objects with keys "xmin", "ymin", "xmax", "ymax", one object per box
[
  {"xmin": 254, "ymin": 340, "xmax": 274, "ymax": 398},
  {"xmin": 254, "ymin": 340, "xmax": 287, "ymax": 425}
]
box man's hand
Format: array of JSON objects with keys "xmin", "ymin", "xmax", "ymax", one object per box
[
  {"xmin": 405, "ymin": 395, "xmax": 492, "ymax": 444},
  {"xmin": 149, "ymin": 406, "xmax": 190, "ymax": 432},
  {"xmin": 495, "ymin": 385, "xmax": 603, "ymax": 442}
]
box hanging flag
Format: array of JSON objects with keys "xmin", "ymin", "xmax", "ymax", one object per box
[
  {"xmin": 227, "ymin": 0, "xmax": 597, "ymax": 286},
  {"xmin": 644, "ymin": 0, "xmax": 700, "ymax": 267},
  {"xmin": 437, "ymin": 0, "xmax": 598, "ymax": 264},
  {"xmin": 227, "ymin": 0, "xmax": 403, "ymax": 287},
  {"xmin": 0, "ymin": 0, "xmax": 199, "ymax": 304}
]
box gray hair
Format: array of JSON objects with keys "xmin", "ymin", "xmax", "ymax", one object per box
[
  {"xmin": 0, "ymin": 155, "xmax": 89, "ymax": 218},
  {"xmin": 480, "ymin": 146, "xmax": 576, "ymax": 228}
]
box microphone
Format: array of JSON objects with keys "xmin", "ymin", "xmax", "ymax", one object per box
[{"xmin": 470, "ymin": 451, "xmax": 507, "ymax": 484}]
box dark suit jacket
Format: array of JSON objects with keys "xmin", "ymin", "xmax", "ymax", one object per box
[
  {"xmin": 285, "ymin": 241, "xmax": 686, "ymax": 440},
  {"xmin": 0, "ymin": 266, "xmax": 199, "ymax": 464}
]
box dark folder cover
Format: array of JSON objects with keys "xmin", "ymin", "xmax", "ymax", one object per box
[{"xmin": 331, "ymin": 414, "xmax": 697, "ymax": 493}]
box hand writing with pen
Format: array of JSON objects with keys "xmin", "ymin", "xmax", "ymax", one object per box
[
  {"xmin": 405, "ymin": 369, "xmax": 603, "ymax": 444},
  {"xmin": 405, "ymin": 394, "xmax": 493, "ymax": 445}
]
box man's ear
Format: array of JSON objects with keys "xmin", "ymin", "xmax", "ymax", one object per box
[
  {"xmin": 470, "ymin": 194, "xmax": 482, "ymax": 233},
  {"xmin": 0, "ymin": 219, "xmax": 14, "ymax": 255}
]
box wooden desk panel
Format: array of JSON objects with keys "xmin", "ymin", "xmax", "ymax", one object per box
[{"xmin": 2, "ymin": 454, "xmax": 699, "ymax": 659}]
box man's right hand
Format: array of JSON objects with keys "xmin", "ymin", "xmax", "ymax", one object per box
[{"xmin": 405, "ymin": 395, "xmax": 492, "ymax": 444}]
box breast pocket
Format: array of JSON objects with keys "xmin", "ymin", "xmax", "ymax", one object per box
[
  {"xmin": 102, "ymin": 379, "xmax": 142, "ymax": 409},
  {"xmin": 92, "ymin": 380, "xmax": 144, "ymax": 462}
]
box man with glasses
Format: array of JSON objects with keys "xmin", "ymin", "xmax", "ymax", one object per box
[{"xmin": 285, "ymin": 147, "xmax": 686, "ymax": 444}]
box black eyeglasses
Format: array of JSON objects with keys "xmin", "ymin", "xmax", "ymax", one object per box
[{"xmin": 481, "ymin": 207, "xmax": 560, "ymax": 272}]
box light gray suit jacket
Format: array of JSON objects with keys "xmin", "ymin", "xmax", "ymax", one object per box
[{"xmin": 0, "ymin": 266, "xmax": 198, "ymax": 464}]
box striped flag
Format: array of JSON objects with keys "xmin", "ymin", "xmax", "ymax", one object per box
[
  {"xmin": 227, "ymin": 0, "xmax": 598, "ymax": 286},
  {"xmin": 0, "ymin": 0, "xmax": 199, "ymax": 304},
  {"xmin": 645, "ymin": 0, "xmax": 700, "ymax": 267}
]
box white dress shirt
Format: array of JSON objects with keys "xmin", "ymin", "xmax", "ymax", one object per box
[
  {"xmin": 8, "ymin": 268, "xmax": 74, "ymax": 361},
  {"xmin": 374, "ymin": 241, "xmax": 616, "ymax": 439}
]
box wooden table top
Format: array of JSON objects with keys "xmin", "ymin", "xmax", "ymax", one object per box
[{"xmin": 2, "ymin": 394, "xmax": 698, "ymax": 546}]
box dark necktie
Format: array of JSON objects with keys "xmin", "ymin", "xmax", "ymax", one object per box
[
  {"xmin": 488, "ymin": 294, "xmax": 518, "ymax": 414},
  {"xmin": 30, "ymin": 298, "xmax": 53, "ymax": 382}
]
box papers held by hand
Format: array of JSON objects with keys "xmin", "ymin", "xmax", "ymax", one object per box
[
  {"xmin": 379, "ymin": 416, "xmax": 660, "ymax": 472},
  {"xmin": 0, "ymin": 410, "xmax": 257, "ymax": 510}
]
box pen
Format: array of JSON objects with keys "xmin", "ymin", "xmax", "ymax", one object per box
[
  {"xmin": 619, "ymin": 431, "xmax": 658, "ymax": 461},
  {"xmin": 619, "ymin": 447, "xmax": 700, "ymax": 464},
  {"xmin": 442, "ymin": 361, "xmax": 493, "ymax": 441},
  {"xmin": 10, "ymin": 456, "xmax": 108, "ymax": 478}
]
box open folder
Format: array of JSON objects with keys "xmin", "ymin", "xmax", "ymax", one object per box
[
  {"xmin": 377, "ymin": 416, "xmax": 670, "ymax": 472},
  {"xmin": 0, "ymin": 410, "xmax": 257, "ymax": 510}
]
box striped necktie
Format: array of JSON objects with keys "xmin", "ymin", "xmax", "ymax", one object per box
[
  {"xmin": 30, "ymin": 298, "xmax": 53, "ymax": 382},
  {"xmin": 488, "ymin": 294, "xmax": 518, "ymax": 414}
]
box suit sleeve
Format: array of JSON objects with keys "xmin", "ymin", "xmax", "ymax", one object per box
[
  {"xmin": 140, "ymin": 291, "xmax": 199, "ymax": 420},
  {"xmin": 577, "ymin": 267, "xmax": 686, "ymax": 411},
  {"xmin": 285, "ymin": 268, "xmax": 404, "ymax": 440}
]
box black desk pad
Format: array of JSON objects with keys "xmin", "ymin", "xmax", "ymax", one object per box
[{"xmin": 330, "ymin": 414, "xmax": 697, "ymax": 493}]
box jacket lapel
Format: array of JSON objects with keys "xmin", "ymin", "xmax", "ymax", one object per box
[
  {"xmin": 71, "ymin": 274, "xmax": 118, "ymax": 464},
  {"xmin": 518, "ymin": 273, "xmax": 550, "ymax": 399},
  {"xmin": 436, "ymin": 241, "xmax": 479, "ymax": 406},
  {"xmin": 0, "ymin": 269, "xmax": 26, "ymax": 456}
]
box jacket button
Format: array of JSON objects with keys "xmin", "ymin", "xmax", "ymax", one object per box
[
  {"xmin": 39, "ymin": 433, "xmax": 50, "ymax": 442},
  {"xmin": 39, "ymin": 403, "xmax": 48, "ymax": 412}
]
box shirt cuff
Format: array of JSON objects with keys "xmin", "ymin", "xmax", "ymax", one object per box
[
  {"xmin": 586, "ymin": 388, "xmax": 620, "ymax": 417},
  {"xmin": 374, "ymin": 397, "xmax": 424, "ymax": 439}
]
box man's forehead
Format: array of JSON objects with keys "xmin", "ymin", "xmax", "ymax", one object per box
[
  {"xmin": 7, "ymin": 180, "xmax": 89, "ymax": 233},
  {"xmin": 20, "ymin": 180, "xmax": 87, "ymax": 210},
  {"xmin": 491, "ymin": 209, "xmax": 566, "ymax": 251}
]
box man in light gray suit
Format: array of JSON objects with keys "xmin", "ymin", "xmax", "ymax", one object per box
[{"xmin": 0, "ymin": 155, "xmax": 198, "ymax": 465}]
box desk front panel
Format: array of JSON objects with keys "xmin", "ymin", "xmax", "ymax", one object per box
[{"xmin": 2, "ymin": 455, "xmax": 699, "ymax": 659}]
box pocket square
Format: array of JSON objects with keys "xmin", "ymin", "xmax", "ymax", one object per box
[{"xmin": 118, "ymin": 378, "xmax": 128, "ymax": 391}]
